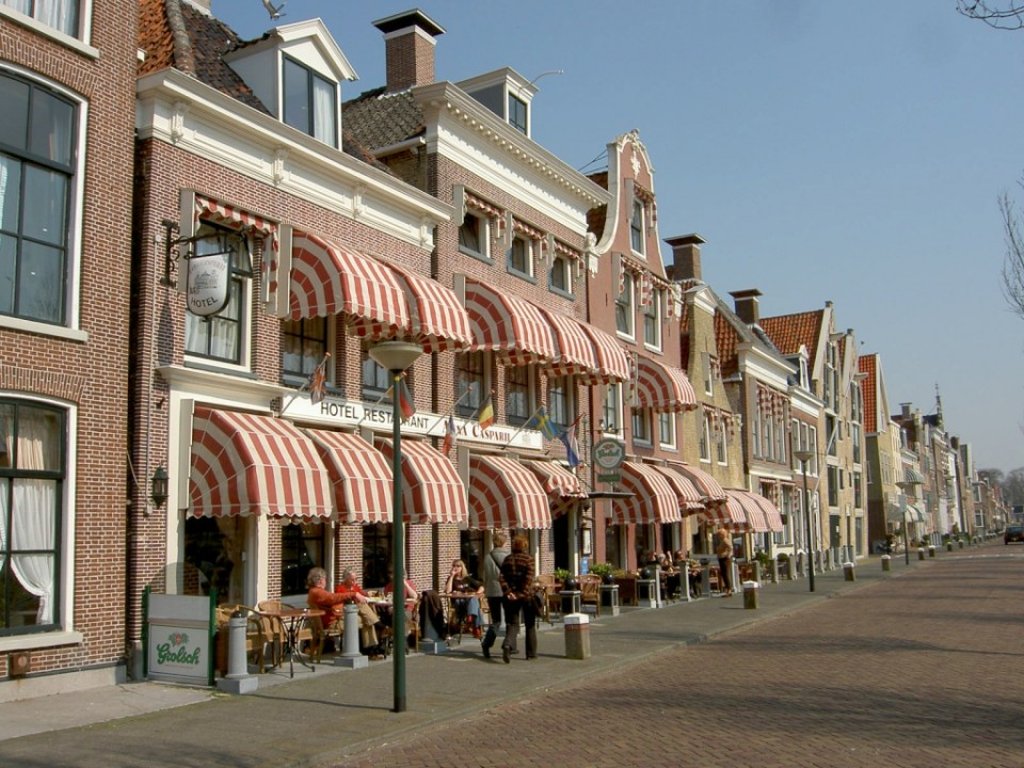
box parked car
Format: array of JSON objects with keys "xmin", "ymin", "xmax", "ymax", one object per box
[{"xmin": 1004, "ymin": 524, "xmax": 1024, "ymax": 544}]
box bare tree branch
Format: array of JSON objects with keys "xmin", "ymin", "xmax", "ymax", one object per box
[
  {"xmin": 957, "ymin": 0, "xmax": 1024, "ymax": 29},
  {"xmin": 999, "ymin": 185, "xmax": 1024, "ymax": 319}
]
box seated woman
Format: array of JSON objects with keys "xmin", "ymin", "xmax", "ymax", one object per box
[
  {"xmin": 444, "ymin": 558, "xmax": 484, "ymax": 638},
  {"xmin": 307, "ymin": 567, "xmax": 385, "ymax": 659}
]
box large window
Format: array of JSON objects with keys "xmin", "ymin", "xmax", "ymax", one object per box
[
  {"xmin": 1, "ymin": 1, "xmax": 80, "ymax": 37},
  {"xmin": 0, "ymin": 72, "xmax": 76, "ymax": 325},
  {"xmin": 282, "ymin": 316, "xmax": 327, "ymax": 379},
  {"xmin": 506, "ymin": 364, "xmax": 531, "ymax": 426},
  {"xmin": 281, "ymin": 522, "xmax": 324, "ymax": 597},
  {"xmin": 615, "ymin": 271, "xmax": 634, "ymax": 337},
  {"xmin": 456, "ymin": 352, "xmax": 485, "ymax": 419},
  {"xmin": 184, "ymin": 223, "xmax": 249, "ymax": 363},
  {"xmin": 283, "ymin": 56, "xmax": 337, "ymax": 146},
  {"xmin": 0, "ymin": 400, "xmax": 64, "ymax": 634},
  {"xmin": 508, "ymin": 93, "xmax": 527, "ymax": 134}
]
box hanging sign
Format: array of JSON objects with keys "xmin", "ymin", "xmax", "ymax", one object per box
[{"xmin": 186, "ymin": 252, "xmax": 231, "ymax": 317}]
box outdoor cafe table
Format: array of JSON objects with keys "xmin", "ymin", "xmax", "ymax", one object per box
[{"xmin": 261, "ymin": 606, "xmax": 323, "ymax": 678}]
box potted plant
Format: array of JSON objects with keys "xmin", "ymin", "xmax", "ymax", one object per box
[{"xmin": 589, "ymin": 562, "xmax": 616, "ymax": 585}]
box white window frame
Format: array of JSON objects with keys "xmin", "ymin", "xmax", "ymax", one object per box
[
  {"xmin": 458, "ymin": 209, "xmax": 490, "ymax": 261},
  {"xmin": 699, "ymin": 413, "xmax": 711, "ymax": 462},
  {"xmin": 658, "ymin": 411, "xmax": 675, "ymax": 449},
  {"xmin": 549, "ymin": 253, "xmax": 573, "ymax": 296},
  {"xmin": 0, "ymin": 1, "xmax": 94, "ymax": 54},
  {"xmin": 615, "ymin": 270, "xmax": 635, "ymax": 339},
  {"xmin": 643, "ymin": 288, "xmax": 662, "ymax": 350},
  {"xmin": 716, "ymin": 422, "xmax": 728, "ymax": 465},
  {"xmin": 631, "ymin": 407, "xmax": 652, "ymax": 446},
  {"xmin": 282, "ymin": 54, "xmax": 338, "ymax": 147}
]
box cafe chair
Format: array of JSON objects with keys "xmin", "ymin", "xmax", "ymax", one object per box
[
  {"xmin": 579, "ymin": 574, "xmax": 602, "ymax": 617},
  {"xmin": 215, "ymin": 604, "xmax": 269, "ymax": 674}
]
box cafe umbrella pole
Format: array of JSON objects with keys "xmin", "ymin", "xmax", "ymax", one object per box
[{"xmin": 369, "ymin": 341, "xmax": 422, "ymax": 714}]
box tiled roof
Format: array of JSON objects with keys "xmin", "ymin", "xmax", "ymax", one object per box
[
  {"xmin": 713, "ymin": 301, "xmax": 741, "ymax": 377},
  {"xmin": 859, "ymin": 353, "xmax": 878, "ymax": 433},
  {"xmin": 759, "ymin": 309, "xmax": 824, "ymax": 370},
  {"xmin": 342, "ymin": 87, "xmax": 426, "ymax": 151},
  {"xmin": 138, "ymin": 0, "xmax": 269, "ymax": 114}
]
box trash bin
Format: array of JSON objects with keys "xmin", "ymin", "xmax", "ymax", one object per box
[
  {"xmin": 564, "ymin": 613, "xmax": 590, "ymax": 660},
  {"xmin": 742, "ymin": 581, "xmax": 759, "ymax": 610},
  {"xmin": 928, "ymin": 545, "xmax": 936, "ymax": 558},
  {"xmin": 843, "ymin": 562, "xmax": 856, "ymax": 581},
  {"xmin": 917, "ymin": 548, "xmax": 925, "ymax": 561},
  {"xmin": 881, "ymin": 555, "xmax": 891, "ymax": 572}
]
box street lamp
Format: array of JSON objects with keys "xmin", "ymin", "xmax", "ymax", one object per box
[
  {"xmin": 793, "ymin": 449, "xmax": 815, "ymax": 593},
  {"xmin": 896, "ymin": 478, "xmax": 921, "ymax": 566},
  {"xmin": 368, "ymin": 340, "xmax": 423, "ymax": 713}
]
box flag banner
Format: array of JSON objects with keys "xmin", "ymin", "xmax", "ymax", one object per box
[
  {"xmin": 441, "ymin": 414, "xmax": 456, "ymax": 455},
  {"xmin": 478, "ymin": 394, "xmax": 495, "ymax": 430},
  {"xmin": 308, "ymin": 354, "xmax": 330, "ymax": 405},
  {"xmin": 527, "ymin": 406, "xmax": 559, "ymax": 440},
  {"xmin": 398, "ymin": 378, "xmax": 416, "ymax": 421},
  {"xmin": 559, "ymin": 413, "xmax": 583, "ymax": 468}
]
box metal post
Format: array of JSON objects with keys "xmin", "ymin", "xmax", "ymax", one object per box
[
  {"xmin": 389, "ymin": 368, "xmax": 406, "ymax": 714},
  {"xmin": 794, "ymin": 450, "xmax": 815, "ymax": 593}
]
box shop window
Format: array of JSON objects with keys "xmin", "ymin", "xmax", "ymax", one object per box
[
  {"xmin": 0, "ymin": 71, "xmax": 77, "ymax": 327},
  {"xmin": 183, "ymin": 516, "xmax": 244, "ymax": 605},
  {"xmin": 362, "ymin": 523, "xmax": 391, "ymax": 589},
  {"xmin": 0, "ymin": 400, "xmax": 64, "ymax": 634}
]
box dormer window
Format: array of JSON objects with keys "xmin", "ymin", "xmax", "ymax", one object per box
[
  {"xmin": 283, "ymin": 56, "xmax": 337, "ymax": 145},
  {"xmin": 508, "ymin": 93, "xmax": 527, "ymax": 134}
]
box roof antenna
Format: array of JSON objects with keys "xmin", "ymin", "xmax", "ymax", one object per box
[
  {"xmin": 261, "ymin": 0, "xmax": 286, "ymax": 20},
  {"xmin": 529, "ymin": 69, "xmax": 564, "ymax": 86}
]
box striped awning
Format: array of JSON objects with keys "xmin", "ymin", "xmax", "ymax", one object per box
[
  {"xmin": 194, "ymin": 194, "xmax": 280, "ymax": 304},
  {"xmin": 305, "ymin": 430, "xmax": 392, "ymax": 524},
  {"xmin": 700, "ymin": 491, "xmax": 748, "ymax": 531},
  {"xmin": 748, "ymin": 492, "xmax": 785, "ymax": 532},
  {"xmin": 578, "ymin": 323, "xmax": 631, "ymax": 384},
  {"xmin": 611, "ymin": 461, "xmax": 683, "ymax": 525},
  {"xmin": 376, "ymin": 438, "xmax": 468, "ymax": 525},
  {"xmin": 635, "ymin": 356, "xmax": 698, "ymax": 412},
  {"xmin": 524, "ymin": 460, "xmax": 586, "ymax": 519},
  {"xmin": 727, "ymin": 491, "xmax": 770, "ymax": 533},
  {"xmin": 465, "ymin": 279, "xmax": 557, "ymax": 365},
  {"xmin": 468, "ymin": 455, "xmax": 551, "ymax": 530},
  {"xmin": 902, "ymin": 467, "xmax": 925, "ymax": 486},
  {"xmin": 188, "ymin": 408, "xmax": 332, "ymax": 520},
  {"xmin": 289, "ymin": 231, "xmax": 472, "ymax": 352},
  {"xmin": 905, "ymin": 504, "xmax": 926, "ymax": 523},
  {"xmin": 539, "ymin": 308, "xmax": 600, "ymax": 378},
  {"xmin": 386, "ymin": 264, "xmax": 474, "ymax": 353},
  {"xmin": 667, "ymin": 462, "xmax": 727, "ymax": 504},
  {"xmin": 649, "ymin": 465, "xmax": 705, "ymax": 515}
]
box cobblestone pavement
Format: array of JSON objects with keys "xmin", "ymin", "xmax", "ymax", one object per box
[{"xmin": 332, "ymin": 550, "xmax": 1024, "ymax": 768}]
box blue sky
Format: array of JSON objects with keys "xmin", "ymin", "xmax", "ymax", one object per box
[{"xmin": 219, "ymin": 0, "xmax": 1024, "ymax": 473}]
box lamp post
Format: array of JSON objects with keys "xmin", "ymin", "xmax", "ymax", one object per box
[
  {"xmin": 793, "ymin": 450, "xmax": 815, "ymax": 592},
  {"xmin": 368, "ymin": 340, "xmax": 423, "ymax": 714},
  {"xmin": 896, "ymin": 478, "xmax": 921, "ymax": 566}
]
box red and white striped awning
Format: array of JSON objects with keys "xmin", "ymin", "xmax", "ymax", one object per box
[
  {"xmin": 465, "ymin": 279, "xmax": 557, "ymax": 366},
  {"xmin": 194, "ymin": 194, "xmax": 280, "ymax": 302},
  {"xmin": 649, "ymin": 465, "xmax": 705, "ymax": 515},
  {"xmin": 386, "ymin": 264, "xmax": 473, "ymax": 353},
  {"xmin": 376, "ymin": 438, "xmax": 468, "ymax": 525},
  {"xmin": 611, "ymin": 461, "xmax": 683, "ymax": 525},
  {"xmin": 700, "ymin": 492, "xmax": 749, "ymax": 532},
  {"xmin": 667, "ymin": 462, "xmax": 727, "ymax": 504},
  {"xmin": 578, "ymin": 323, "xmax": 631, "ymax": 384},
  {"xmin": 523, "ymin": 460, "xmax": 586, "ymax": 499},
  {"xmin": 635, "ymin": 356, "xmax": 698, "ymax": 412},
  {"xmin": 305, "ymin": 429, "xmax": 392, "ymax": 524},
  {"xmin": 289, "ymin": 230, "xmax": 408, "ymax": 332},
  {"xmin": 728, "ymin": 490, "xmax": 770, "ymax": 532},
  {"xmin": 739, "ymin": 490, "xmax": 784, "ymax": 532},
  {"xmin": 468, "ymin": 455, "xmax": 551, "ymax": 530},
  {"xmin": 539, "ymin": 308, "xmax": 599, "ymax": 378},
  {"xmin": 189, "ymin": 407, "xmax": 332, "ymax": 520}
]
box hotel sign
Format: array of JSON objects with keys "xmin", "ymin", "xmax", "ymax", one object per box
[{"xmin": 282, "ymin": 395, "xmax": 542, "ymax": 451}]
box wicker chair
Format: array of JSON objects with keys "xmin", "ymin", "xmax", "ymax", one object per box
[
  {"xmin": 579, "ymin": 575, "xmax": 602, "ymax": 617},
  {"xmin": 215, "ymin": 604, "xmax": 270, "ymax": 674}
]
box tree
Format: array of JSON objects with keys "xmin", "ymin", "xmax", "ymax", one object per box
[
  {"xmin": 957, "ymin": 1, "xmax": 1024, "ymax": 29},
  {"xmin": 998, "ymin": 184, "xmax": 1024, "ymax": 320}
]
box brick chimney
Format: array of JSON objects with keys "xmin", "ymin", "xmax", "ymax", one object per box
[
  {"xmin": 664, "ymin": 233, "xmax": 705, "ymax": 282},
  {"xmin": 373, "ymin": 10, "xmax": 445, "ymax": 93},
  {"xmin": 730, "ymin": 289, "xmax": 762, "ymax": 325}
]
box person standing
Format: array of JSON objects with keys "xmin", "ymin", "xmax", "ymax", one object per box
[
  {"xmin": 498, "ymin": 534, "xmax": 536, "ymax": 663},
  {"xmin": 481, "ymin": 530, "xmax": 509, "ymax": 659},
  {"xmin": 714, "ymin": 527, "xmax": 734, "ymax": 597}
]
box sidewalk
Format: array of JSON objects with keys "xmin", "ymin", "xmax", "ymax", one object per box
[{"xmin": 0, "ymin": 549, "xmax": 958, "ymax": 768}]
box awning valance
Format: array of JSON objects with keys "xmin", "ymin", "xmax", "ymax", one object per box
[
  {"xmin": 611, "ymin": 461, "xmax": 682, "ymax": 525},
  {"xmin": 524, "ymin": 460, "xmax": 586, "ymax": 499},
  {"xmin": 700, "ymin": 491, "xmax": 748, "ymax": 531},
  {"xmin": 635, "ymin": 355, "xmax": 698, "ymax": 412},
  {"xmin": 465, "ymin": 279, "xmax": 557, "ymax": 366},
  {"xmin": 468, "ymin": 455, "xmax": 551, "ymax": 530},
  {"xmin": 727, "ymin": 491, "xmax": 770, "ymax": 533},
  {"xmin": 376, "ymin": 438, "xmax": 468, "ymax": 525},
  {"xmin": 305, "ymin": 429, "xmax": 392, "ymax": 524},
  {"xmin": 750, "ymin": 492, "xmax": 785, "ymax": 532},
  {"xmin": 289, "ymin": 231, "xmax": 472, "ymax": 353},
  {"xmin": 649, "ymin": 465, "xmax": 705, "ymax": 515},
  {"xmin": 189, "ymin": 408, "xmax": 332, "ymax": 520},
  {"xmin": 667, "ymin": 462, "xmax": 727, "ymax": 505}
]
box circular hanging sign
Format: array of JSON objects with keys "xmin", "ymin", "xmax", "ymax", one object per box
[{"xmin": 592, "ymin": 438, "xmax": 626, "ymax": 471}]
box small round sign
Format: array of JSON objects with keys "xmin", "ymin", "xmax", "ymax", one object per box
[{"xmin": 592, "ymin": 438, "xmax": 626, "ymax": 471}]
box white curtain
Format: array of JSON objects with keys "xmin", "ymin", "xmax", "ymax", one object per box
[
  {"xmin": 11, "ymin": 479, "xmax": 55, "ymax": 624},
  {"xmin": 37, "ymin": 0, "xmax": 78, "ymax": 36},
  {"xmin": 0, "ymin": 479, "xmax": 8, "ymax": 575},
  {"xmin": 312, "ymin": 77, "xmax": 335, "ymax": 144}
]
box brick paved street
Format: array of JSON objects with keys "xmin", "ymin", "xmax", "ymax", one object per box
[{"xmin": 333, "ymin": 551, "xmax": 1024, "ymax": 768}]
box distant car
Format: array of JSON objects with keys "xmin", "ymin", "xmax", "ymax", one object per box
[{"xmin": 1005, "ymin": 524, "xmax": 1024, "ymax": 544}]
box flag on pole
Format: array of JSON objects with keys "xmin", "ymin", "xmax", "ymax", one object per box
[
  {"xmin": 558, "ymin": 413, "xmax": 583, "ymax": 468},
  {"xmin": 441, "ymin": 414, "xmax": 457, "ymax": 455},
  {"xmin": 478, "ymin": 393, "xmax": 494, "ymax": 430},
  {"xmin": 398, "ymin": 377, "xmax": 416, "ymax": 421},
  {"xmin": 527, "ymin": 406, "xmax": 559, "ymax": 440},
  {"xmin": 308, "ymin": 353, "xmax": 330, "ymax": 405}
]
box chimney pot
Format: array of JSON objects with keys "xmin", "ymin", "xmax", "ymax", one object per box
[
  {"xmin": 664, "ymin": 233, "xmax": 705, "ymax": 282},
  {"xmin": 373, "ymin": 10, "xmax": 445, "ymax": 92},
  {"xmin": 729, "ymin": 288, "xmax": 762, "ymax": 325}
]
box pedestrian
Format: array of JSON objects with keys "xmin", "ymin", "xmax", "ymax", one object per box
[
  {"xmin": 481, "ymin": 530, "xmax": 509, "ymax": 659},
  {"xmin": 498, "ymin": 534, "xmax": 536, "ymax": 663},
  {"xmin": 714, "ymin": 527, "xmax": 734, "ymax": 596}
]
